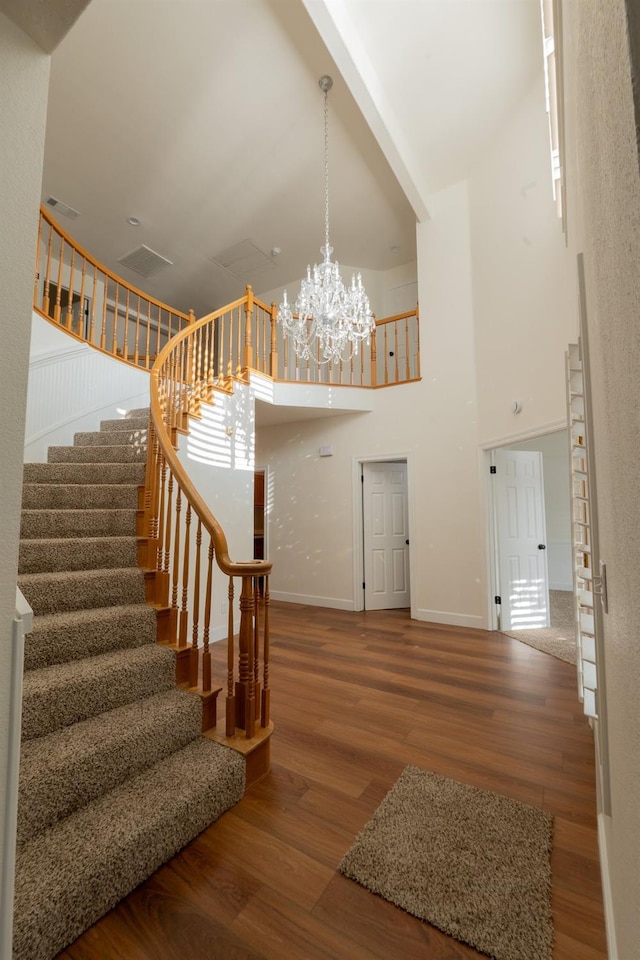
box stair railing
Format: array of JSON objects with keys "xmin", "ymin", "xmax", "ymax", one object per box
[
  {"xmin": 143, "ymin": 302, "xmax": 272, "ymax": 740},
  {"xmin": 34, "ymin": 206, "xmax": 194, "ymax": 368}
]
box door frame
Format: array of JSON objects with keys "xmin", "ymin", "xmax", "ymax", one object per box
[
  {"xmin": 482, "ymin": 422, "xmax": 566, "ymax": 632},
  {"xmin": 351, "ymin": 452, "xmax": 416, "ymax": 615}
]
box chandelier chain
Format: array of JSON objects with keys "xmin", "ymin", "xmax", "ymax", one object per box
[{"xmin": 324, "ymin": 87, "xmax": 330, "ymax": 254}]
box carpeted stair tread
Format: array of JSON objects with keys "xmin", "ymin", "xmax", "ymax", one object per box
[
  {"xmin": 18, "ymin": 688, "xmax": 203, "ymax": 849},
  {"xmin": 48, "ymin": 444, "xmax": 146, "ymax": 464},
  {"xmin": 24, "ymin": 604, "xmax": 157, "ymax": 670},
  {"xmin": 125, "ymin": 407, "xmax": 150, "ymax": 418},
  {"xmin": 100, "ymin": 416, "xmax": 149, "ymax": 432},
  {"xmin": 13, "ymin": 738, "xmax": 245, "ymax": 960},
  {"xmin": 22, "ymin": 482, "xmax": 139, "ymax": 510},
  {"xmin": 21, "ymin": 644, "xmax": 176, "ymax": 741},
  {"xmin": 74, "ymin": 429, "xmax": 147, "ymax": 447},
  {"xmin": 20, "ymin": 507, "xmax": 137, "ymax": 540},
  {"xmin": 22, "ymin": 462, "xmax": 145, "ymax": 485},
  {"xmin": 19, "ymin": 536, "xmax": 138, "ymax": 574},
  {"xmin": 18, "ymin": 566, "xmax": 146, "ymax": 615}
]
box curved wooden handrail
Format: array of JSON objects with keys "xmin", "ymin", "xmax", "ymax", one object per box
[
  {"xmin": 150, "ymin": 315, "xmax": 271, "ymax": 579},
  {"xmin": 375, "ymin": 307, "xmax": 419, "ymax": 326}
]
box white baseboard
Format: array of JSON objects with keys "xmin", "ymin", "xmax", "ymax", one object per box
[
  {"xmin": 270, "ymin": 591, "xmax": 355, "ymax": 611},
  {"xmin": 598, "ymin": 813, "xmax": 618, "ymax": 959},
  {"xmin": 415, "ymin": 608, "xmax": 486, "ymax": 630}
]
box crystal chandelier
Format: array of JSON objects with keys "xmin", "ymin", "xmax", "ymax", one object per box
[{"xmin": 279, "ymin": 75, "xmax": 375, "ymax": 364}]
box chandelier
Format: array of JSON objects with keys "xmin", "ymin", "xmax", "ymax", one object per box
[{"xmin": 279, "ymin": 75, "xmax": 375, "ymax": 364}]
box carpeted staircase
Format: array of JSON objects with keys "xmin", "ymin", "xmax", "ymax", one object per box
[{"xmin": 14, "ymin": 410, "xmax": 245, "ymax": 960}]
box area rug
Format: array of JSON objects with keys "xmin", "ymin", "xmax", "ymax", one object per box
[
  {"xmin": 340, "ymin": 766, "xmax": 554, "ymax": 960},
  {"xmin": 502, "ymin": 590, "xmax": 576, "ymax": 665}
]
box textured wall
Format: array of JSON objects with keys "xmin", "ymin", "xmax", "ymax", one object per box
[{"xmin": 563, "ymin": 0, "xmax": 640, "ymax": 953}]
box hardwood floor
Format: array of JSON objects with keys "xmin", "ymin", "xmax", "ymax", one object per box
[{"xmin": 57, "ymin": 603, "xmax": 607, "ymax": 960}]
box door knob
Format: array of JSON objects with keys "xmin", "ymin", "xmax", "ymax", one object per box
[
  {"xmin": 405, "ymin": 539, "xmax": 410, "ymax": 545},
  {"xmin": 538, "ymin": 544, "xmax": 546, "ymax": 550}
]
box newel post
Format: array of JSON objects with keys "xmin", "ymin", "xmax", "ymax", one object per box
[
  {"xmin": 270, "ymin": 302, "xmax": 279, "ymax": 378},
  {"xmin": 243, "ymin": 285, "xmax": 254, "ymax": 372},
  {"xmin": 236, "ymin": 575, "xmax": 256, "ymax": 739}
]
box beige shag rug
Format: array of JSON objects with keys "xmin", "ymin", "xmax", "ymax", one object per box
[
  {"xmin": 340, "ymin": 766, "xmax": 554, "ymax": 960},
  {"xmin": 502, "ymin": 590, "xmax": 576, "ymax": 665}
]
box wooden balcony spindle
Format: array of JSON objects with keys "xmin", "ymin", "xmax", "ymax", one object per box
[
  {"xmin": 171, "ymin": 486, "xmax": 182, "ymax": 638},
  {"xmin": 88, "ymin": 265, "xmax": 97, "ymax": 345},
  {"xmin": 202, "ymin": 540, "xmax": 214, "ymax": 692},
  {"xmin": 370, "ymin": 327, "xmax": 377, "ymax": 387},
  {"xmin": 384, "ymin": 325, "xmax": 389, "ymax": 385},
  {"xmin": 405, "ymin": 316, "xmax": 411, "ymax": 381},
  {"xmin": 270, "ymin": 302, "xmax": 278, "ymax": 378},
  {"xmin": 76, "ymin": 258, "xmax": 87, "ymax": 338},
  {"xmin": 156, "ymin": 456, "xmax": 167, "ymax": 595},
  {"xmin": 226, "ymin": 577, "xmax": 236, "ymax": 737},
  {"xmin": 284, "ymin": 333, "xmax": 289, "ymax": 381},
  {"xmin": 218, "ymin": 317, "xmax": 225, "ymax": 384},
  {"xmin": 34, "ymin": 214, "xmax": 43, "ymax": 308},
  {"xmin": 243, "ymin": 285, "xmax": 254, "ymax": 371},
  {"xmin": 261, "ymin": 574, "xmax": 270, "ymax": 727},
  {"xmin": 163, "ymin": 470, "xmax": 174, "ymax": 581},
  {"xmin": 134, "ymin": 295, "xmax": 141, "ymax": 366},
  {"xmin": 236, "ymin": 306, "xmax": 242, "ymax": 379},
  {"xmin": 350, "ymin": 350, "xmax": 354, "ymax": 385},
  {"xmin": 179, "ymin": 502, "xmax": 191, "ymax": 648},
  {"xmin": 65, "ymin": 249, "xmax": 76, "ymax": 330},
  {"xmin": 253, "ymin": 577, "xmax": 261, "ymax": 722},
  {"xmin": 54, "ymin": 238, "xmax": 64, "ymax": 323},
  {"xmin": 235, "ymin": 575, "xmax": 256, "ymax": 738},
  {"xmin": 99, "ymin": 271, "xmax": 108, "ymax": 351},
  {"xmin": 122, "ymin": 288, "xmax": 130, "ymax": 360},
  {"xmin": 190, "ymin": 518, "xmax": 202, "ymax": 688},
  {"xmin": 360, "ymin": 340, "xmax": 364, "ymax": 384},
  {"xmin": 42, "ymin": 226, "xmax": 54, "ymax": 316},
  {"xmin": 394, "ymin": 322, "xmax": 399, "ymax": 383},
  {"xmin": 111, "ymin": 281, "xmax": 120, "ymax": 356},
  {"xmin": 143, "ymin": 301, "xmax": 151, "ymax": 368}
]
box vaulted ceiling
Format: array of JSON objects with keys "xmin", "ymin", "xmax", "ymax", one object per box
[{"xmin": 39, "ymin": 0, "xmax": 543, "ymax": 317}]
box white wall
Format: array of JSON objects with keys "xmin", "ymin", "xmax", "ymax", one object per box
[
  {"xmin": 26, "ymin": 313, "xmax": 149, "ymax": 461},
  {"xmin": 0, "ymin": 14, "xmax": 50, "ymax": 958},
  {"xmin": 469, "ymin": 74, "xmax": 577, "ymax": 446},
  {"xmin": 508, "ymin": 430, "xmax": 572, "ymax": 590},
  {"xmin": 561, "ymin": 0, "xmax": 640, "ymax": 953}
]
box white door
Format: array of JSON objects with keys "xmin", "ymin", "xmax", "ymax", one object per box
[
  {"xmin": 494, "ymin": 449, "xmax": 549, "ymax": 631},
  {"xmin": 363, "ymin": 461, "xmax": 410, "ymax": 610}
]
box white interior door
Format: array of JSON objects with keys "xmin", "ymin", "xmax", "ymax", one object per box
[
  {"xmin": 495, "ymin": 449, "xmax": 550, "ymax": 630},
  {"xmin": 363, "ymin": 461, "xmax": 410, "ymax": 610}
]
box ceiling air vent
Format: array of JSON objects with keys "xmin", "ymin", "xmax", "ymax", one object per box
[
  {"xmin": 211, "ymin": 239, "xmax": 275, "ymax": 280},
  {"xmin": 45, "ymin": 196, "xmax": 80, "ymax": 220},
  {"xmin": 117, "ymin": 244, "xmax": 173, "ymax": 278}
]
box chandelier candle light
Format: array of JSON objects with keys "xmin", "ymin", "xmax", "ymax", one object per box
[{"xmin": 279, "ymin": 75, "xmax": 375, "ymax": 364}]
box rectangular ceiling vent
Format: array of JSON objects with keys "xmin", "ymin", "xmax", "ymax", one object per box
[
  {"xmin": 211, "ymin": 239, "xmax": 275, "ymax": 280},
  {"xmin": 45, "ymin": 196, "xmax": 80, "ymax": 220},
  {"xmin": 117, "ymin": 244, "xmax": 173, "ymax": 278}
]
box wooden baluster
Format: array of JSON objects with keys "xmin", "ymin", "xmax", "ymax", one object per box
[
  {"xmin": 111, "ymin": 281, "xmax": 120, "ymax": 356},
  {"xmin": 404, "ymin": 315, "xmax": 411, "ymax": 381},
  {"xmin": 236, "ymin": 306, "xmax": 242, "ymax": 379},
  {"xmin": 394, "ymin": 322, "xmax": 399, "ymax": 383},
  {"xmin": 218, "ymin": 316, "xmax": 225, "ymax": 383},
  {"xmin": 194, "ymin": 328, "xmax": 202, "ymax": 413},
  {"xmin": 360, "ymin": 339, "xmax": 365, "ymax": 384},
  {"xmin": 253, "ymin": 576, "xmax": 261, "ymax": 722},
  {"xmin": 89, "ymin": 265, "xmax": 97, "ymax": 345},
  {"xmin": 261, "ymin": 574, "xmax": 270, "ymax": 726},
  {"xmin": 202, "ymin": 540, "xmax": 213, "ymax": 692},
  {"xmin": 384, "ymin": 325, "xmax": 389, "ymax": 385},
  {"xmin": 99, "ymin": 271, "xmax": 108, "ymax": 351},
  {"xmin": 168, "ymin": 310, "xmax": 173, "ymax": 344},
  {"xmin": 226, "ymin": 577, "xmax": 236, "ymax": 736},
  {"xmin": 156, "ymin": 455, "xmax": 167, "ymax": 600},
  {"xmin": 179, "ymin": 502, "xmax": 191, "ymax": 647},
  {"xmin": 270, "ymin": 303, "xmax": 278, "ymax": 378},
  {"xmin": 415, "ymin": 305, "xmax": 421, "ymax": 379},
  {"xmin": 34, "ymin": 213, "xmax": 43, "ymax": 309},
  {"xmin": 53, "ymin": 238, "xmax": 64, "ymax": 323},
  {"xmin": 42, "ymin": 225, "xmax": 54, "ymax": 316},
  {"xmin": 243, "ymin": 284, "xmax": 254, "ymax": 372},
  {"xmin": 171, "ymin": 485, "xmax": 181, "ymax": 640},
  {"xmin": 65, "ymin": 248, "xmax": 76, "ymax": 330},
  {"xmin": 122, "ymin": 288, "xmax": 130, "ymax": 361},
  {"xmin": 190, "ymin": 518, "xmax": 202, "ymax": 688},
  {"xmin": 76, "ymin": 258, "xmax": 87, "ymax": 338},
  {"xmin": 133, "ymin": 295, "xmax": 141, "ymax": 366},
  {"xmin": 163, "ymin": 470, "xmax": 173, "ymax": 585},
  {"xmin": 237, "ymin": 575, "xmax": 256, "ymax": 738},
  {"xmin": 144, "ymin": 301, "xmax": 151, "ymax": 368},
  {"xmin": 370, "ymin": 327, "xmax": 378, "ymax": 387},
  {"xmin": 207, "ymin": 319, "xmax": 215, "ymax": 399},
  {"xmin": 284, "ymin": 332, "xmax": 289, "ymax": 380},
  {"xmin": 350, "ymin": 349, "xmax": 354, "ymax": 385}
]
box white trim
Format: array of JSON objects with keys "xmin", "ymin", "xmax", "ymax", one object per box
[
  {"xmin": 415, "ymin": 608, "xmax": 486, "ymax": 630},
  {"xmin": 480, "ymin": 418, "xmax": 567, "ymax": 450},
  {"xmin": 270, "ymin": 591, "xmax": 355, "ymax": 611},
  {"xmin": 598, "ymin": 813, "xmax": 618, "ymax": 960}
]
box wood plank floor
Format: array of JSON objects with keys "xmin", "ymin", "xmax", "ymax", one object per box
[{"xmin": 57, "ymin": 603, "xmax": 607, "ymax": 960}]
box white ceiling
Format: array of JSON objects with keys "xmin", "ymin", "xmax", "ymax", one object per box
[{"xmin": 42, "ymin": 0, "xmax": 542, "ymax": 317}]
